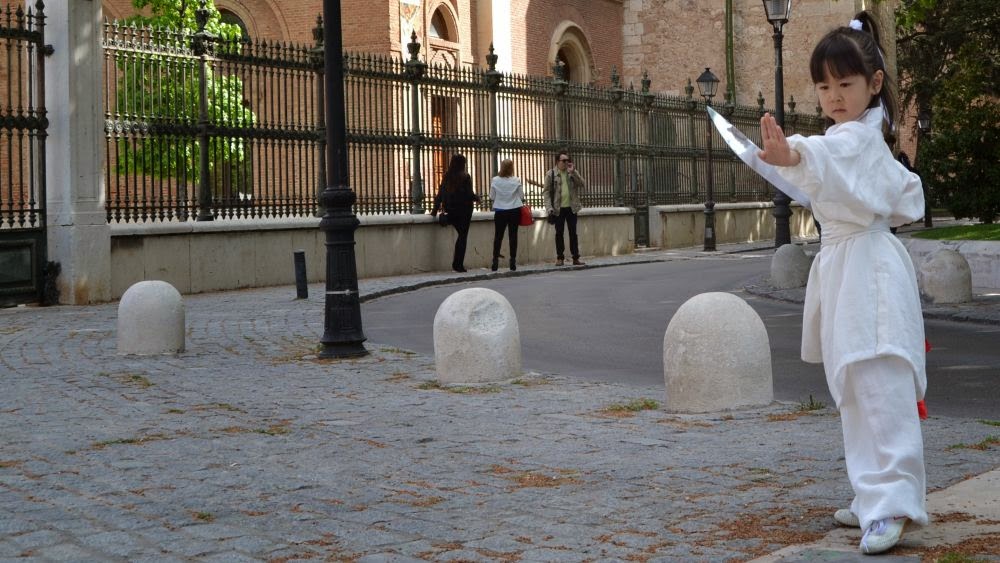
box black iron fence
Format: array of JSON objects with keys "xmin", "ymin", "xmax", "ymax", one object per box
[
  {"xmin": 102, "ymin": 16, "xmax": 824, "ymax": 223},
  {"xmin": 0, "ymin": 0, "xmax": 50, "ymax": 306},
  {"xmin": 0, "ymin": 2, "xmax": 47, "ymax": 229}
]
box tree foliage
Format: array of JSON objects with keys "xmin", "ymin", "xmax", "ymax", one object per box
[
  {"xmin": 116, "ymin": 0, "xmax": 254, "ymax": 198},
  {"xmin": 128, "ymin": 0, "xmax": 242, "ymax": 41},
  {"xmin": 896, "ymin": 0, "xmax": 1000, "ymax": 222}
]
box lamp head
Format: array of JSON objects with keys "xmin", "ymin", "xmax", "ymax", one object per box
[
  {"xmin": 696, "ymin": 67, "xmax": 719, "ymax": 100},
  {"xmin": 762, "ymin": 0, "xmax": 792, "ymax": 24},
  {"xmin": 917, "ymin": 109, "xmax": 932, "ymax": 133}
]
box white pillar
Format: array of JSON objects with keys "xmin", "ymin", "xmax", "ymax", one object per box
[
  {"xmin": 490, "ymin": 0, "xmax": 512, "ymax": 73},
  {"xmin": 45, "ymin": 0, "xmax": 111, "ymax": 304}
]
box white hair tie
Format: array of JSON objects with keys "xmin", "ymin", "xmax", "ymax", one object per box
[{"xmin": 848, "ymin": 19, "xmax": 863, "ymax": 31}]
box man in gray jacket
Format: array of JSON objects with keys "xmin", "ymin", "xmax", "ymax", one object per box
[{"xmin": 542, "ymin": 152, "xmax": 586, "ymax": 266}]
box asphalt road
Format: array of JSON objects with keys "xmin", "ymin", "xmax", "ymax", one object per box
[{"xmin": 362, "ymin": 254, "xmax": 1000, "ymax": 419}]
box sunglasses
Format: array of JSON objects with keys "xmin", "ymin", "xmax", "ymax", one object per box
[{"xmin": 559, "ymin": 158, "xmax": 572, "ymax": 163}]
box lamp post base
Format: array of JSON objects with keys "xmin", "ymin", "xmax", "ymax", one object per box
[
  {"xmin": 319, "ymin": 341, "xmax": 368, "ymax": 359},
  {"xmin": 703, "ymin": 201, "xmax": 716, "ymax": 252},
  {"xmin": 772, "ymin": 190, "xmax": 792, "ymax": 248}
]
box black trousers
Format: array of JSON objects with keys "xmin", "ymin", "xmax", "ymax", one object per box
[
  {"xmin": 492, "ymin": 208, "xmax": 520, "ymax": 261},
  {"xmin": 450, "ymin": 211, "xmax": 472, "ymax": 268},
  {"xmin": 554, "ymin": 207, "xmax": 579, "ymax": 260}
]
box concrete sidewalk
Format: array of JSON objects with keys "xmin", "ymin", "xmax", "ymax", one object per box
[{"xmin": 1, "ymin": 240, "xmax": 998, "ymax": 562}]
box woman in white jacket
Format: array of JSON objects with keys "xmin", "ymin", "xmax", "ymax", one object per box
[{"xmin": 489, "ymin": 159, "xmax": 524, "ymax": 271}]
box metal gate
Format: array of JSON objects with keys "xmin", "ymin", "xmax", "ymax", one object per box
[{"xmin": 0, "ymin": 2, "xmax": 51, "ymax": 306}]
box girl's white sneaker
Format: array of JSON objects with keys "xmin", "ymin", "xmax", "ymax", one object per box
[
  {"xmin": 834, "ymin": 509, "xmax": 860, "ymax": 528},
  {"xmin": 860, "ymin": 516, "xmax": 909, "ymax": 554}
]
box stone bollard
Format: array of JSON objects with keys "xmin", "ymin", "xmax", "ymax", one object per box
[
  {"xmin": 433, "ymin": 288, "xmax": 521, "ymax": 384},
  {"xmin": 770, "ymin": 243, "xmax": 812, "ymax": 289},
  {"xmin": 117, "ymin": 281, "xmax": 185, "ymax": 355},
  {"xmin": 919, "ymin": 249, "xmax": 972, "ymax": 304},
  {"xmin": 663, "ymin": 292, "xmax": 772, "ymax": 412}
]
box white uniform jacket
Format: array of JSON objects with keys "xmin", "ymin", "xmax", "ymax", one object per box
[{"xmin": 776, "ymin": 109, "xmax": 926, "ymax": 406}]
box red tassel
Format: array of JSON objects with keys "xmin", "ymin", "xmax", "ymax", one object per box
[{"xmin": 917, "ymin": 341, "xmax": 931, "ymax": 419}]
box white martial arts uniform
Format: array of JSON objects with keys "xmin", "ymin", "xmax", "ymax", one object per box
[{"xmin": 776, "ymin": 107, "xmax": 929, "ymax": 530}]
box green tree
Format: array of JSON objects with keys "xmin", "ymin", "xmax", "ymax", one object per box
[
  {"xmin": 896, "ymin": 0, "xmax": 1000, "ymax": 222},
  {"xmin": 116, "ymin": 0, "xmax": 255, "ymax": 202}
]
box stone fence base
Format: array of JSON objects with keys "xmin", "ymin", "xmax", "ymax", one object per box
[
  {"xmin": 108, "ymin": 208, "xmax": 635, "ymax": 300},
  {"xmin": 651, "ymin": 202, "xmax": 816, "ymax": 249},
  {"xmin": 901, "ymin": 237, "xmax": 1000, "ymax": 290}
]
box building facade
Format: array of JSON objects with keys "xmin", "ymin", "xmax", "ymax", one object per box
[{"xmin": 103, "ymin": 0, "xmax": 625, "ymax": 86}]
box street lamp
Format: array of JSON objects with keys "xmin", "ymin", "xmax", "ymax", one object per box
[
  {"xmin": 917, "ymin": 109, "xmax": 932, "ymax": 134},
  {"xmin": 318, "ymin": 0, "xmax": 368, "ymax": 358},
  {"xmin": 696, "ymin": 67, "xmax": 719, "ymax": 252},
  {"xmin": 917, "ymin": 109, "xmax": 933, "ymax": 227},
  {"xmin": 762, "ymin": 0, "xmax": 792, "ymax": 248}
]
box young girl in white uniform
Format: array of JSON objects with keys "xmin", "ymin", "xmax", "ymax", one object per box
[{"xmin": 758, "ymin": 12, "xmax": 928, "ymax": 555}]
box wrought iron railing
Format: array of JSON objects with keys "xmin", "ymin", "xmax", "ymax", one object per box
[
  {"xmin": 0, "ymin": 1, "xmax": 49, "ymax": 231},
  {"xmin": 102, "ymin": 17, "xmax": 824, "ymax": 223}
]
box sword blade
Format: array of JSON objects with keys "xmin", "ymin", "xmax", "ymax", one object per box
[{"xmin": 706, "ymin": 107, "xmax": 811, "ymax": 209}]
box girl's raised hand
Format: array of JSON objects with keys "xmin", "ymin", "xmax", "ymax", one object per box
[{"xmin": 758, "ymin": 113, "xmax": 800, "ymax": 167}]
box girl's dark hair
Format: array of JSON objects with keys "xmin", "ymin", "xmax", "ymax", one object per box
[
  {"xmin": 809, "ymin": 11, "xmax": 897, "ymax": 144},
  {"xmin": 442, "ymin": 154, "xmax": 468, "ymax": 193}
]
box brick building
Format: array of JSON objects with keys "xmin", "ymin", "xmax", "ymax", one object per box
[
  {"xmin": 619, "ymin": 0, "xmax": 917, "ymax": 158},
  {"xmin": 102, "ymin": 0, "xmax": 625, "ymax": 85}
]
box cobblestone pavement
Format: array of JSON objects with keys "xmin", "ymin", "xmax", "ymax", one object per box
[{"xmin": 2, "ymin": 241, "xmax": 999, "ymax": 562}]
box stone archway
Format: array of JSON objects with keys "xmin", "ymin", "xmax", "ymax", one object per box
[{"xmin": 547, "ymin": 21, "xmax": 595, "ymax": 84}]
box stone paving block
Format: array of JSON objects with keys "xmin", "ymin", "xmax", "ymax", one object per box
[
  {"xmin": 9, "ymin": 529, "xmax": 65, "ymax": 550},
  {"xmin": 520, "ymin": 548, "xmax": 593, "ymax": 562},
  {"xmin": 32, "ymin": 543, "xmax": 98, "ymax": 561},
  {"xmin": 219, "ymin": 530, "xmax": 288, "ymax": 553},
  {"xmin": 356, "ymin": 554, "xmax": 429, "ymax": 563},
  {"xmin": 436, "ymin": 549, "xmax": 496, "ymax": 562},
  {"xmin": 130, "ymin": 555, "xmax": 188, "ymax": 563},
  {"xmin": 199, "ymin": 551, "xmax": 265, "ymax": 563},
  {"xmin": 772, "ymin": 548, "xmax": 920, "ymax": 562},
  {"xmin": 181, "ymin": 523, "xmax": 247, "ymax": 541},
  {"xmin": 0, "ymin": 517, "xmax": 34, "ymax": 535},
  {"xmin": 78, "ymin": 530, "xmax": 150, "ymax": 557}
]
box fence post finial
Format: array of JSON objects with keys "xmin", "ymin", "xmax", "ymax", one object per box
[
  {"xmin": 552, "ymin": 59, "xmax": 566, "ymax": 82},
  {"xmin": 757, "ymin": 91, "xmax": 766, "ymax": 114},
  {"xmin": 313, "ymin": 15, "xmax": 324, "ymax": 47},
  {"xmin": 407, "ymin": 31, "xmax": 420, "ymax": 62},
  {"xmin": 486, "ymin": 42, "xmax": 498, "ymax": 72},
  {"xmin": 195, "ymin": 0, "xmax": 210, "ymax": 33},
  {"xmin": 641, "ymin": 70, "xmax": 651, "ymax": 94}
]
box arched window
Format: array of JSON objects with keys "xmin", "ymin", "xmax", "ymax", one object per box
[
  {"xmin": 428, "ymin": 9, "xmax": 451, "ymax": 41},
  {"xmin": 219, "ymin": 9, "xmax": 250, "ymax": 39}
]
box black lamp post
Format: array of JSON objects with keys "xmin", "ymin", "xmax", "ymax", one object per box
[
  {"xmin": 762, "ymin": 0, "xmax": 792, "ymax": 248},
  {"xmin": 318, "ymin": 0, "xmax": 368, "ymax": 358},
  {"xmin": 696, "ymin": 68, "xmax": 719, "ymax": 252},
  {"xmin": 917, "ymin": 109, "xmax": 932, "ymax": 228}
]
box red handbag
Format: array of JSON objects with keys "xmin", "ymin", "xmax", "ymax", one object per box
[{"xmin": 518, "ymin": 205, "xmax": 533, "ymax": 226}]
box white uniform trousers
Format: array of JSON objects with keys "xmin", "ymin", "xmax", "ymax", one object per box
[{"xmin": 838, "ymin": 356, "xmax": 928, "ymax": 531}]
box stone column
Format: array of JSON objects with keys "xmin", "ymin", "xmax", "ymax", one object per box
[{"xmin": 45, "ymin": 0, "xmax": 111, "ymax": 303}]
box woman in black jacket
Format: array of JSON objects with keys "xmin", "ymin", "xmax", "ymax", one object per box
[{"xmin": 432, "ymin": 154, "xmax": 479, "ymax": 272}]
